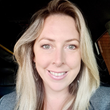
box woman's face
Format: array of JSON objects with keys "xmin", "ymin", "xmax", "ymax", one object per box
[{"xmin": 33, "ymin": 14, "xmax": 81, "ymax": 93}]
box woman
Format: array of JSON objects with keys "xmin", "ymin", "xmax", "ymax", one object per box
[{"xmin": 0, "ymin": 0, "xmax": 110, "ymax": 110}]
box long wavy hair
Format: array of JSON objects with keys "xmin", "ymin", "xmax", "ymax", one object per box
[{"xmin": 14, "ymin": 0, "xmax": 100, "ymax": 110}]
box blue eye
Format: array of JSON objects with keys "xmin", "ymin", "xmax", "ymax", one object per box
[
  {"xmin": 67, "ymin": 45, "xmax": 76, "ymax": 50},
  {"xmin": 42, "ymin": 44, "xmax": 51, "ymax": 49}
]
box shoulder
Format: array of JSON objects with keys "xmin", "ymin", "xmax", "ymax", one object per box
[
  {"xmin": 0, "ymin": 91, "xmax": 16, "ymax": 110},
  {"xmin": 90, "ymin": 86, "xmax": 110, "ymax": 110}
]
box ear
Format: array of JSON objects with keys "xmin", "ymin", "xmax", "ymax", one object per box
[
  {"xmin": 32, "ymin": 47, "xmax": 36, "ymax": 63},
  {"xmin": 33, "ymin": 56, "xmax": 36, "ymax": 63}
]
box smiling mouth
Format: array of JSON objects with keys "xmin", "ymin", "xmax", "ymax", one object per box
[{"xmin": 48, "ymin": 70, "xmax": 67, "ymax": 77}]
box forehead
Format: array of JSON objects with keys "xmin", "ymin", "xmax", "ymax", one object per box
[
  {"xmin": 44, "ymin": 14, "xmax": 77, "ymax": 30},
  {"xmin": 36, "ymin": 14, "xmax": 79, "ymax": 41}
]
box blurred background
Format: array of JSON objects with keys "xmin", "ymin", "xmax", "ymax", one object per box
[{"xmin": 0, "ymin": 0, "xmax": 110, "ymax": 97}]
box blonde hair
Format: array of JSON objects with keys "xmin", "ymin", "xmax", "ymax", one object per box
[{"xmin": 14, "ymin": 0, "xmax": 100, "ymax": 110}]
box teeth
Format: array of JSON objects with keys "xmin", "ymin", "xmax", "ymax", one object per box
[{"xmin": 49, "ymin": 71, "xmax": 66, "ymax": 76}]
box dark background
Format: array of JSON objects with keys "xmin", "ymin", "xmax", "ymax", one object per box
[
  {"xmin": 0, "ymin": 0, "xmax": 110, "ymax": 97},
  {"xmin": 0, "ymin": 0, "xmax": 110, "ymax": 51}
]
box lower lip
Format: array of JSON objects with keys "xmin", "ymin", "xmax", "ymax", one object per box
[{"xmin": 47, "ymin": 71, "xmax": 67, "ymax": 80}]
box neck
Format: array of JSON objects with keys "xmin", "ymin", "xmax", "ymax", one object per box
[{"xmin": 44, "ymin": 88, "xmax": 73, "ymax": 110}]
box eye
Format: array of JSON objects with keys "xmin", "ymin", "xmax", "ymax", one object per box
[
  {"xmin": 41, "ymin": 44, "xmax": 51, "ymax": 49},
  {"xmin": 67, "ymin": 45, "xmax": 76, "ymax": 50}
]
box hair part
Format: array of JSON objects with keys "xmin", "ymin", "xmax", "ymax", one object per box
[{"xmin": 14, "ymin": 0, "xmax": 100, "ymax": 110}]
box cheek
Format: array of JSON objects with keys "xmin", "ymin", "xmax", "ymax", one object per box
[
  {"xmin": 34, "ymin": 52, "xmax": 51, "ymax": 69},
  {"xmin": 66, "ymin": 53, "xmax": 81, "ymax": 69}
]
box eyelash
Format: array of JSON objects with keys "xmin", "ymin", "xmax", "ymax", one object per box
[
  {"xmin": 67, "ymin": 45, "xmax": 76, "ymax": 50},
  {"xmin": 41, "ymin": 44, "xmax": 51, "ymax": 49}
]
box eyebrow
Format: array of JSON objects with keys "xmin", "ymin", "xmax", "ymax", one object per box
[
  {"xmin": 38, "ymin": 38, "xmax": 55, "ymax": 42},
  {"xmin": 38, "ymin": 37, "xmax": 80, "ymax": 43},
  {"xmin": 65, "ymin": 38, "xmax": 80, "ymax": 43}
]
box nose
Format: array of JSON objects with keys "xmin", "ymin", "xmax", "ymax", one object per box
[{"xmin": 52, "ymin": 48, "xmax": 65, "ymax": 67}]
